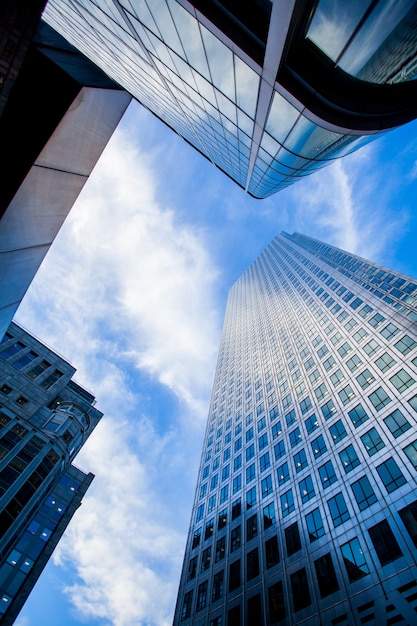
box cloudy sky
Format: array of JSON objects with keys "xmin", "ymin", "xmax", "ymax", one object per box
[{"xmin": 13, "ymin": 101, "xmax": 417, "ymax": 626}]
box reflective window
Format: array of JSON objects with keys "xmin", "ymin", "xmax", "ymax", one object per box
[{"xmin": 340, "ymin": 537, "xmax": 369, "ymax": 582}]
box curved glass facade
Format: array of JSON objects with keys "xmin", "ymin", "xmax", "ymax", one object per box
[{"xmin": 43, "ymin": 0, "xmax": 417, "ymax": 198}]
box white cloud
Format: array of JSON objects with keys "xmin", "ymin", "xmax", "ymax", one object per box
[{"xmin": 16, "ymin": 113, "xmax": 222, "ymax": 625}]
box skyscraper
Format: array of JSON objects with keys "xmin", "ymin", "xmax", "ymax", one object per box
[
  {"xmin": 0, "ymin": 322, "xmax": 102, "ymax": 625},
  {"xmin": 174, "ymin": 232, "xmax": 417, "ymax": 625},
  {"xmin": 43, "ymin": 0, "xmax": 417, "ymax": 199},
  {"xmin": 2, "ymin": 1, "xmax": 417, "ymax": 338}
]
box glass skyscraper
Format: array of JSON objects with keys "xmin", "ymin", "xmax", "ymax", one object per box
[
  {"xmin": 174, "ymin": 232, "xmax": 417, "ymax": 625},
  {"xmin": 42, "ymin": 0, "xmax": 417, "ymax": 198},
  {"xmin": 0, "ymin": 322, "xmax": 102, "ymax": 624}
]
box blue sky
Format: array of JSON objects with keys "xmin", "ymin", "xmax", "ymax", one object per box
[{"xmin": 13, "ymin": 101, "xmax": 417, "ymax": 626}]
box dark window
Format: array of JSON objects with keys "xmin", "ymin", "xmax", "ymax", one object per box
[
  {"xmin": 0, "ymin": 341, "xmax": 25, "ymax": 359},
  {"xmin": 246, "ymin": 514, "xmax": 257, "ymax": 541},
  {"xmin": 305, "ymin": 508, "xmax": 325, "ymax": 542},
  {"xmin": 399, "ymin": 500, "xmax": 417, "ymax": 548},
  {"xmin": 280, "ymin": 489, "xmax": 294, "ymax": 516},
  {"xmin": 314, "ymin": 553, "xmax": 339, "ymax": 598},
  {"xmin": 247, "ymin": 547, "xmax": 259, "ymax": 580},
  {"xmin": 341, "ymin": 538, "xmax": 369, "ymax": 582},
  {"xmin": 231, "ymin": 499, "xmax": 241, "ymax": 520},
  {"xmin": 181, "ymin": 590, "xmax": 193, "ymax": 621},
  {"xmin": 368, "ymin": 519, "xmax": 403, "ymax": 565},
  {"xmin": 376, "ymin": 458, "xmax": 406, "ymax": 493},
  {"xmin": 291, "ymin": 568, "xmax": 311, "ymax": 612},
  {"xmin": 201, "ymin": 547, "xmax": 211, "ymax": 571},
  {"xmin": 305, "ymin": 413, "xmax": 319, "ymax": 434},
  {"xmin": 351, "ymin": 476, "xmax": 378, "ymax": 510},
  {"xmin": 230, "ymin": 526, "xmax": 241, "ymax": 552},
  {"xmin": 205, "ymin": 520, "xmax": 214, "ymax": 540},
  {"xmin": 218, "ymin": 510, "xmax": 227, "ymax": 530},
  {"xmin": 299, "ymin": 475, "xmax": 315, "ymax": 503},
  {"xmin": 187, "ymin": 556, "xmax": 197, "ymax": 581},
  {"xmin": 196, "ymin": 581, "xmax": 208, "ymax": 612},
  {"xmin": 274, "ymin": 440, "xmax": 285, "ymax": 460},
  {"xmin": 265, "ymin": 536, "xmax": 279, "ymax": 569},
  {"xmin": 263, "ymin": 502, "xmax": 275, "ymax": 529},
  {"xmin": 247, "ymin": 594, "xmax": 262, "ymax": 624},
  {"xmin": 215, "ymin": 536, "xmax": 226, "ymax": 562},
  {"xmin": 212, "ymin": 570, "xmax": 224, "ymax": 602},
  {"xmin": 285, "ymin": 521, "xmax": 301, "ymax": 557},
  {"xmin": 268, "ymin": 581, "xmax": 286, "ymax": 623},
  {"xmin": 229, "ymin": 560, "xmax": 241, "ymax": 591},
  {"xmin": 13, "ymin": 350, "xmax": 38, "ymax": 369},
  {"xmin": 246, "ymin": 486, "xmax": 256, "ymax": 509},
  {"xmin": 192, "ymin": 529, "xmax": 201, "ymax": 549},
  {"xmin": 328, "ymin": 493, "xmax": 350, "ymax": 527}
]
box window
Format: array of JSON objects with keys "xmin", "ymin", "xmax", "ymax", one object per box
[
  {"xmin": 289, "ymin": 427, "xmax": 302, "ymax": 448},
  {"xmin": 187, "ymin": 556, "xmax": 197, "ymax": 581},
  {"xmin": 368, "ymin": 519, "xmax": 403, "ymax": 565},
  {"xmin": 299, "ymin": 475, "xmax": 315, "ymax": 503},
  {"xmin": 330, "ymin": 369, "xmax": 345, "ymax": 387},
  {"xmin": 246, "ymin": 486, "xmax": 256, "ymax": 509},
  {"xmin": 305, "ymin": 413, "xmax": 319, "ymax": 434},
  {"xmin": 258, "ymin": 432, "xmax": 268, "ymax": 450},
  {"xmin": 348, "ymin": 404, "xmax": 369, "ymax": 428},
  {"xmin": 339, "ymin": 445, "xmax": 360, "ymax": 473},
  {"xmin": 380, "ymin": 322, "xmax": 399, "ymax": 340},
  {"xmin": 246, "ymin": 444, "xmax": 255, "ymax": 462},
  {"xmin": 290, "ymin": 568, "xmax": 311, "ymax": 612},
  {"xmin": 384, "ymin": 409, "xmax": 411, "ymax": 438},
  {"xmin": 265, "ymin": 536, "xmax": 280, "ymax": 569},
  {"xmin": 328, "ymin": 493, "xmax": 350, "ymax": 527},
  {"xmin": 360, "ymin": 427, "xmax": 385, "ymax": 456},
  {"xmin": 311, "ymin": 434, "xmax": 327, "ymax": 458},
  {"xmin": 359, "ymin": 304, "xmax": 373, "ymax": 318},
  {"xmin": 215, "ymin": 536, "xmax": 226, "ymax": 562},
  {"xmin": 230, "ymin": 526, "xmax": 241, "ymax": 552},
  {"xmin": 233, "ymin": 455, "xmax": 242, "ymax": 472},
  {"xmin": 399, "ymin": 500, "xmax": 417, "ymax": 548},
  {"xmin": 314, "ymin": 383, "xmax": 328, "ymax": 401},
  {"xmin": 376, "ymin": 458, "xmax": 407, "ymax": 492},
  {"xmin": 346, "ymin": 354, "xmax": 362, "ymax": 371},
  {"xmin": 271, "ymin": 421, "xmax": 282, "ymax": 440},
  {"xmin": 317, "ymin": 345, "xmax": 329, "ymax": 359},
  {"xmin": 368, "ymin": 387, "xmax": 392, "ymax": 412},
  {"xmin": 351, "ymin": 476, "xmax": 377, "ymax": 510},
  {"xmin": 356, "ymin": 369, "xmax": 375, "ymax": 389},
  {"xmin": 293, "ymin": 449, "xmax": 308, "ymax": 473},
  {"xmin": 277, "ymin": 462, "xmax": 290, "ymax": 486},
  {"xmin": 329, "ymin": 420, "xmax": 347, "ymax": 444},
  {"xmin": 220, "ymin": 485, "xmax": 229, "ymax": 503},
  {"xmin": 299, "ymin": 396, "xmax": 312, "ymax": 415},
  {"xmin": 246, "ymin": 427, "xmax": 254, "ymax": 443},
  {"xmin": 205, "ymin": 520, "xmax": 214, "ymax": 540},
  {"xmin": 212, "ymin": 570, "xmax": 224, "ymax": 602},
  {"xmin": 201, "ymin": 547, "xmax": 211, "ymax": 571},
  {"xmin": 232, "ymin": 499, "xmax": 241, "ymax": 520},
  {"xmin": 13, "ymin": 350, "xmax": 38, "ymax": 369},
  {"xmin": 263, "ymin": 502, "xmax": 276, "ymax": 529},
  {"xmin": 280, "ymin": 489, "xmax": 294, "ymax": 516},
  {"xmin": 394, "ymin": 335, "xmax": 417, "ymax": 356},
  {"xmin": 338, "ymin": 384, "xmax": 356, "ymax": 405},
  {"xmin": 369, "ymin": 313, "xmax": 385, "ymax": 328},
  {"xmin": 196, "ymin": 504, "xmax": 204, "ymax": 523},
  {"xmin": 233, "ymin": 475, "xmax": 241, "ymax": 494},
  {"xmin": 285, "ymin": 409, "xmax": 296, "ymax": 427},
  {"xmin": 196, "ymin": 581, "xmax": 208, "ymax": 611},
  {"xmin": 321, "ymin": 399, "xmax": 336, "ymax": 420},
  {"xmin": 285, "ymin": 521, "xmax": 301, "ymax": 556},
  {"xmin": 338, "ymin": 342, "xmax": 352, "ymax": 358},
  {"xmin": 268, "ymin": 581, "xmax": 285, "ymax": 622},
  {"xmin": 229, "ymin": 560, "xmax": 241, "ymax": 591},
  {"xmin": 0, "ymin": 341, "xmax": 25, "ymax": 359},
  {"xmin": 222, "ymin": 465, "xmax": 230, "ymax": 482},
  {"xmin": 181, "ymin": 590, "xmax": 193, "ymax": 620},
  {"xmin": 314, "ymin": 553, "xmax": 339, "ymax": 598},
  {"xmin": 247, "ymin": 548, "xmax": 259, "ymax": 580},
  {"xmin": 305, "ymin": 508, "xmax": 325, "ymax": 542},
  {"xmin": 363, "ymin": 339, "xmax": 381, "ymax": 357},
  {"xmin": 389, "ymin": 369, "xmax": 415, "ymax": 393},
  {"xmin": 26, "ymin": 359, "xmax": 50, "ymax": 379},
  {"xmin": 274, "ymin": 440, "xmax": 286, "ymax": 461},
  {"xmin": 330, "ymin": 332, "xmax": 342, "ymax": 346},
  {"xmin": 246, "ymin": 514, "xmax": 258, "ymax": 541},
  {"xmin": 403, "ymin": 440, "xmax": 417, "ymax": 470},
  {"xmin": 259, "ymin": 451, "xmax": 270, "ymax": 472},
  {"xmin": 40, "ymin": 369, "xmax": 63, "ymax": 389},
  {"xmin": 340, "ymin": 538, "xmax": 369, "ymax": 582},
  {"xmin": 192, "ymin": 529, "xmax": 201, "ymax": 549},
  {"xmin": 353, "ymin": 328, "xmax": 368, "ymax": 343},
  {"xmin": 319, "ymin": 460, "xmax": 337, "ymax": 487},
  {"xmin": 375, "ymin": 352, "xmax": 396, "ymax": 373},
  {"xmin": 261, "ymin": 474, "xmax": 273, "ymax": 498}
]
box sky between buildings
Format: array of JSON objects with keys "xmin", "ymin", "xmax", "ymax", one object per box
[{"xmin": 12, "ymin": 101, "xmax": 417, "ymax": 626}]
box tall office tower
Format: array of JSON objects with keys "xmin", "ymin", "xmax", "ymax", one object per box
[
  {"xmin": 43, "ymin": 0, "xmax": 417, "ymax": 199},
  {"xmin": 0, "ymin": 322, "xmax": 102, "ymax": 625},
  {"xmin": 174, "ymin": 232, "xmax": 417, "ymax": 626}
]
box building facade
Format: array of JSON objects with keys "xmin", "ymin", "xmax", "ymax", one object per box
[
  {"xmin": 43, "ymin": 0, "xmax": 417, "ymax": 199},
  {"xmin": 0, "ymin": 322, "xmax": 102, "ymax": 624},
  {"xmin": 174, "ymin": 232, "xmax": 417, "ymax": 625}
]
